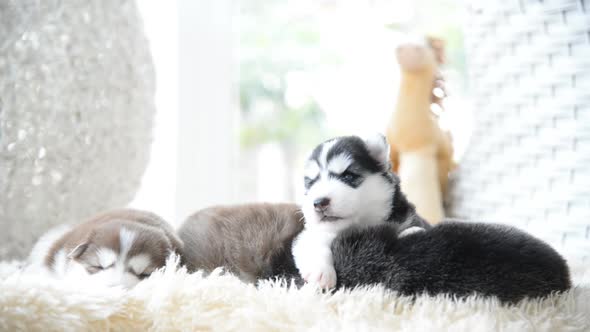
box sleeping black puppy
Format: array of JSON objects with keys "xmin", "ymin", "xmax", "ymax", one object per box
[{"xmin": 268, "ymin": 221, "xmax": 571, "ymax": 304}]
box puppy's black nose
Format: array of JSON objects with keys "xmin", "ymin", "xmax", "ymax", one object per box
[{"xmin": 313, "ymin": 197, "xmax": 331, "ymax": 211}]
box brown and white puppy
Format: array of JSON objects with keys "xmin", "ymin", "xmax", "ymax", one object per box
[
  {"xmin": 28, "ymin": 209, "xmax": 183, "ymax": 288},
  {"xmin": 178, "ymin": 203, "xmax": 303, "ymax": 283}
]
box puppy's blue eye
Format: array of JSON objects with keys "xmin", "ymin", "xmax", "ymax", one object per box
[{"xmin": 341, "ymin": 170, "xmax": 359, "ymax": 182}]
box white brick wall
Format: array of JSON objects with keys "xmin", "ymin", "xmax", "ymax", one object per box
[{"xmin": 448, "ymin": 0, "xmax": 590, "ymax": 261}]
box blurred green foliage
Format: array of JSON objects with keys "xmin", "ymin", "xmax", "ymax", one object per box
[
  {"xmin": 238, "ymin": 0, "xmax": 466, "ymax": 148},
  {"xmin": 238, "ymin": 1, "xmax": 332, "ymax": 149},
  {"xmin": 240, "ymin": 101, "xmax": 325, "ymax": 147}
]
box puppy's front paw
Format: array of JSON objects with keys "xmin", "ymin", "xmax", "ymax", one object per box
[{"xmin": 302, "ymin": 263, "xmax": 337, "ymax": 289}]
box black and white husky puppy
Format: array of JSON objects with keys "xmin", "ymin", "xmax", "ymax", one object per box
[
  {"xmin": 292, "ymin": 134, "xmax": 430, "ymax": 289},
  {"xmin": 282, "ymin": 134, "xmax": 571, "ymax": 302}
]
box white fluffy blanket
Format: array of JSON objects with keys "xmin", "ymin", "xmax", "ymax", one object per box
[{"xmin": 1, "ymin": 256, "xmax": 589, "ymax": 332}]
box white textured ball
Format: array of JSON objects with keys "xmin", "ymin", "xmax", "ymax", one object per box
[{"xmin": 0, "ymin": 0, "xmax": 156, "ymax": 259}]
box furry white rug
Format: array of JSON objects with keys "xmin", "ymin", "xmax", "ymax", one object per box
[{"xmin": 1, "ymin": 256, "xmax": 589, "ymax": 332}]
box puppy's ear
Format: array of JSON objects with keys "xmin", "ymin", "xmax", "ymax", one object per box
[
  {"xmin": 362, "ymin": 133, "xmax": 391, "ymax": 169},
  {"xmin": 67, "ymin": 243, "xmax": 88, "ymax": 259}
]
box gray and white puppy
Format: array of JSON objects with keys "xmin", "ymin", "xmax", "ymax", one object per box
[
  {"xmin": 293, "ymin": 134, "xmax": 430, "ymax": 288},
  {"xmin": 178, "ymin": 203, "xmax": 303, "ymax": 282},
  {"xmin": 29, "ymin": 209, "xmax": 183, "ymax": 288}
]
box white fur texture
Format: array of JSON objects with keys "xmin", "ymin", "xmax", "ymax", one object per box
[
  {"xmin": 27, "ymin": 224, "xmax": 72, "ymax": 270},
  {"xmin": 96, "ymin": 247, "xmax": 118, "ymax": 268},
  {"xmin": 398, "ymin": 226, "xmax": 426, "ymax": 237},
  {"xmin": 129, "ymin": 254, "xmax": 151, "ymax": 275},
  {"xmin": 326, "ymin": 154, "xmax": 353, "ymax": 174},
  {"xmin": 292, "ymin": 228, "xmax": 338, "ymax": 289},
  {"xmin": 362, "ymin": 133, "xmax": 390, "ymax": 167},
  {"xmin": 318, "ymin": 139, "xmax": 339, "ymax": 168},
  {"xmin": 1, "ymin": 256, "xmax": 589, "ymax": 332},
  {"xmin": 304, "ymin": 160, "xmax": 320, "ymax": 179}
]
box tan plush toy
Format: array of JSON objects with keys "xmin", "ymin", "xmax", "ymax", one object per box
[{"xmin": 386, "ymin": 38, "xmax": 455, "ymax": 224}]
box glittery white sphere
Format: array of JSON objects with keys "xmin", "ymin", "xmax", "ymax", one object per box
[{"xmin": 0, "ymin": 0, "xmax": 155, "ymax": 259}]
